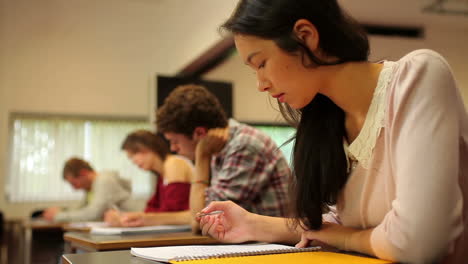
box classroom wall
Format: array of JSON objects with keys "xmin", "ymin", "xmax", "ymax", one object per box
[
  {"xmin": 0, "ymin": 0, "xmax": 238, "ymax": 219},
  {"xmin": 369, "ymin": 25, "xmax": 468, "ymax": 103}
]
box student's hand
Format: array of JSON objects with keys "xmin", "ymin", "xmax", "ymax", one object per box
[
  {"xmin": 295, "ymin": 222, "xmax": 359, "ymax": 251},
  {"xmin": 196, "ymin": 128, "xmax": 229, "ymax": 159},
  {"xmin": 42, "ymin": 207, "xmax": 61, "ymax": 221},
  {"xmin": 120, "ymin": 212, "xmax": 145, "ymax": 227},
  {"xmin": 197, "ymin": 201, "xmax": 254, "ymax": 243},
  {"xmin": 104, "ymin": 209, "xmax": 122, "ymax": 227}
]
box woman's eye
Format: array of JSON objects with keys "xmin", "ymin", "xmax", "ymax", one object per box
[{"xmin": 258, "ymin": 61, "xmax": 266, "ymax": 69}]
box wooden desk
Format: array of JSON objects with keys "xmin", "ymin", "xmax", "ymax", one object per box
[
  {"xmin": 2, "ymin": 218, "xmax": 24, "ymax": 264},
  {"xmin": 63, "ymin": 231, "xmax": 218, "ymax": 253},
  {"xmin": 62, "ymin": 224, "xmax": 92, "ymax": 233},
  {"xmin": 23, "ymin": 220, "xmax": 66, "ymax": 264},
  {"xmin": 62, "ymin": 250, "xmax": 157, "ymax": 264}
]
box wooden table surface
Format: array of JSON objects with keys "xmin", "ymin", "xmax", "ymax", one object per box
[
  {"xmin": 64, "ymin": 231, "xmax": 219, "ymax": 252},
  {"xmin": 62, "ymin": 250, "xmax": 160, "ymax": 264},
  {"xmin": 24, "ymin": 220, "xmax": 65, "ymax": 230}
]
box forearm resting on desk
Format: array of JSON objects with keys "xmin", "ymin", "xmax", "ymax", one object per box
[
  {"xmin": 142, "ymin": 211, "xmax": 192, "ymax": 226},
  {"xmin": 248, "ymin": 214, "xmax": 303, "ymax": 245}
]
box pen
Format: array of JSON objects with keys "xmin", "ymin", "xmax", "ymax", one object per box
[
  {"xmin": 197, "ymin": 210, "xmax": 223, "ymax": 217},
  {"xmin": 111, "ymin": 204, "xmax": 121, "ymax": 216}
]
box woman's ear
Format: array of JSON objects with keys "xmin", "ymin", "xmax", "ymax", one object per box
[
  {"xmin": 293, "ymin": 19, "xmax": 320, "ymax": 52},
  {"xmin": 192, "ymin": 127, "xmax": 208, "ymax": 140}
]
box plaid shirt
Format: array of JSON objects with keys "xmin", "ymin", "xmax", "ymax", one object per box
[{"xmin": 206, "ymin": 120, "xmax": 291, "ymax": 217}]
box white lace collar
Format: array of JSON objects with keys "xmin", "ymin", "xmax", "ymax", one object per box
[{"xmin": 345, "ymin": 61, "xmax": 396, "ymax": 170}]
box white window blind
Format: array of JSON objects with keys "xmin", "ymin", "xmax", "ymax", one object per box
[{"xmin": 7, "ymin": 114, "xmax": 152, "ymax": 202}]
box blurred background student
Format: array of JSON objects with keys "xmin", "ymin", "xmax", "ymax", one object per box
[
  {"xmin": 42, "ymin": 157, "xmax": 136, "ymax": 222},
  {"xmin": 157, "ymin": 85, "xmax": 291, "ymax": 232},
  {"xmin": 105, "ymin": 130, "xmax": 193, "ymax": 227}
]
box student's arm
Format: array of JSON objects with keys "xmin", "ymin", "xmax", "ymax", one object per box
[
  {"xmin": 54, "ymin": 173, "xmax": 128, "ymax": 222},
  {"xmin": 190, "ymin": 146, "xmax": 213, "ymax": 231},
  {"xmin": 120, "ymin": 211, "xmax": 192, "ymax": 226},
  {"xmin": 190, "ymin": 128, "xmax": 229, "ymax": 231},
  {"xmin": 198, "ymin": 201, "xmax": 303, "ymax": 245},
  {"xmin": 298, "ymin": 52, "xmax": 465, "ymax": 262},
  {"xmin": 120, "ymin": 158, "xmax": 193, "ymax": 227},
  {"xmin": 367, "ymin": 51, "xmax": 464, "ymax": 263},
  {"xmin": 296, "ymin": 223, "xmax": 374, "ymax": 254}
]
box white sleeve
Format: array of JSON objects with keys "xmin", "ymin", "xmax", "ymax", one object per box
[{"xmin": 55, "ymin": 173, "xmax": 131, "ymax": 222}]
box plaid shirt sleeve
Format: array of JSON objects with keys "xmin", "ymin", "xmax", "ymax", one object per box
[{"xmin": 205, "ymin": 144, "xmax": 290, "ymax": 217}]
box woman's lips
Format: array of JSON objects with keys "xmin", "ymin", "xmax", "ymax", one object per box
[{"xmin": 272, "ymin": 93, "xmax": 285, "ymax": 103}]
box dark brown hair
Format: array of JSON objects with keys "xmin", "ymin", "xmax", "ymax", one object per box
[
  {"xmin": 156, "ymin": 84, "xmax": 228, "ymax": 137},
  {"xmin": 63, "ymin": 157, "xmax": 94, "ymax": 179},
  {"xmin": 121, "ymin": 130, "xmax": 170, "ymax": 161},
  {"xmin": 222, "ymin": 0, "xmax": 369, "ymax": 230}
]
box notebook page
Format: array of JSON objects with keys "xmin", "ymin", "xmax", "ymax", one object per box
[
  {"xmin": 131, "ymin": 244, "xmax": 318, "ymax": 262},
  {"xmin": 67, "ymin": 221, "xmax": 108, "ymax": 229}
]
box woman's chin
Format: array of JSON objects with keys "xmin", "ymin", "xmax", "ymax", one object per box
[{"xmin": 287, "ymin": 102, "xmax": 304, "ymax": 110}]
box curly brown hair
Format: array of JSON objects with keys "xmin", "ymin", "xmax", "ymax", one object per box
[
  {"xmin": 121, "ymin": 130, "xmax": 170, "ymax": 161},
  {"xmin": 63, "ymin": 157, "xmax": 94, "ymax": 179},
  {"xmin": 156, "ymin": 84, "xmax": 228, "ymax": 137}
]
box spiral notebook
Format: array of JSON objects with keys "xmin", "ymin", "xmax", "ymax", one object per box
[{"xmin": 130, "ymin": 243, "xmax": 321, "ymax": 262}]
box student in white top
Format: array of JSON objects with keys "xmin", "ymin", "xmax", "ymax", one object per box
[
  {"xmin": 42, "ymin": 157, "xmax": 136, "ymax": 222},
  {"xmin": 198, "ymin": 1, "xmax": 468, "ymax": 264}
]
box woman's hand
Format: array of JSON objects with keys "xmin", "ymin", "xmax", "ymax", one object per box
[
  {"xmin": 120, "ymin": 212, "xmax": 146, "ymax": 227},
  {"xmin": 42, "ymin": 207, "xmax": 61, "ymax": 221},
  {"xmin": 197, "ymin": 201, "xmax": 254, "ymax": 243},
  {"xmin": 195, "ymin": 128, "xmax": 229, "ymax": 159},
  {"xmin": 296, "ymin": 222, "xmax": 359, "ymax": 250},
  {"xmin": 104, "ymin": 209, "xmax": 122, "ymax": 227}
]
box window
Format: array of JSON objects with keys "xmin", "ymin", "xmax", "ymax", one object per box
[
  {"xmin": 250, "ymin": 123, "xmax": 296, "ymax": 166},
  {"xmin": 7, "ymin": 114, "xmax": 152, "ymax": 202}
]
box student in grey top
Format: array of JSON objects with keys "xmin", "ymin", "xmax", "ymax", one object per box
[{"xmin": 42, "ymin": 157, "xmax": 137, "ymax": 222}]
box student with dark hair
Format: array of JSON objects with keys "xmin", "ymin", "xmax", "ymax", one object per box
[
  {"xmin": 198, "ymin": 1, "xmax": 468, "ymax": 263},
  {"xmin": 156, "ymin": 84, "xmax": 291, "ymax": 229},
  {"xmin": 104, "ymin": 130, "xmax": 193, "ymax": 227},
  {"xmin": 42, "ymin": 157, "xmax": 136, "ymax": 222}
]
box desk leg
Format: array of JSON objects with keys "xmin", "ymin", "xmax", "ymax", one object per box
[
  {"xmin": 63, "ymin": 240, "xmax": 76, "ymax": 254},
  {"xmin": 24, "ymin": 227, "xmax": 31, "ymax": 264},
  {"xmin": 0, "ymin": 222, "xmax": 7, "ymax": 264},
  {"xmin": 61, "ymin": 255, "xmax": 72, "ymax": 264}
]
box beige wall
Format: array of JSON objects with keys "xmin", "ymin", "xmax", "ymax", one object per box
[
  {"xmin": 369, "ymin": 26, "xmax": 468, "ymax": 102},
  {"xmin": 204, "ymin": 54, "xmax": 284, "ymax": 123},
  {"xmin": 0, "ymin": 0, "xmax": 238, "ymax": 219}
]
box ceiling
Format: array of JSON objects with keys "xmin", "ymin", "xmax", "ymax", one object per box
[{"xmin": 339, "ymin": 0, "xmax": 468, "ymax": 29}]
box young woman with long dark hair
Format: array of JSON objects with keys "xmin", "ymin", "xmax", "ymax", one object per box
[{"xmin": 198, "ymin": 1, "xmax": 468, "ymax": 263}]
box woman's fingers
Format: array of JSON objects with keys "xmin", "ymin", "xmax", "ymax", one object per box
[
  {"xmin": 208, "ymin": 217, "xmax": 220, "ymax": 239},
  {"xmin": 123, "ymin": 218, "xmax": 143, "ymax": 227},
  {"xmin": 200, "ymin": 215, "xmax": 224, "ymax": 239},
  {"xmin": 295, "ymin": 232, "xmax": 312, "ymax": 248},
  {"xmin": 201, "ymin": 215, "xmax": 215, "ymax": 236}
]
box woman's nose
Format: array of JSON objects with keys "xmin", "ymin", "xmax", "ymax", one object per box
[{"xmin": 257, "ymin": 79, "xmax": 270, "ymax": 92}]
